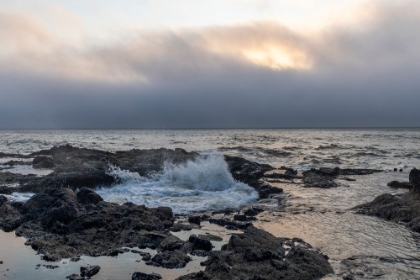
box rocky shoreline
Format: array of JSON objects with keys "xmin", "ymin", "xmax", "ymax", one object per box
[
  {"xmin": 2, "ymin": 145, "xmax": 419, "ymax": 279},
  {"xmin": 353, "ymin": 168, "xmax": 420, "ymax": 232},
  {"xmin": 0, "ymin": 145, "xmax": 335, "ymax": 279}
]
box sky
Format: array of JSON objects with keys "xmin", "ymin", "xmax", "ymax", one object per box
[{"xmin": 0, "ymin": 0, "xmax": 419, "ymax": 129}]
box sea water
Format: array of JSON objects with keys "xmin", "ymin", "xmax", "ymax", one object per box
[{"xmin": 1, "ymin": 129, "xmax": 420, "ymax": 279}]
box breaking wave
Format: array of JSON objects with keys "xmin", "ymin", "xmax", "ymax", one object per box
[{"xmin": 97, "ymin": 152, "xmax": 259, "ymax": 214}]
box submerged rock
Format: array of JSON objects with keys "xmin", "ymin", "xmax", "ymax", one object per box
[
  {"xmin": 132, "ymin": 272, "xmax": 162, "ymax": 280},
  {"xmin": 177, "ymin": 227, "xmax": 333, "ymax": 280},
  {"xmin": 303, "ymin": 167, "xmax": 382, "ymax": 188},
  {"xmin": 66, "ymin": 274, "xmax": 84, "ymax": 280},
  {"xmin": 387, "ymin": 181, "xmax": 412, "ymax": 189}
]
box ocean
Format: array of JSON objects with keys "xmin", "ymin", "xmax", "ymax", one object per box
[
  {"xmin": 1, "ymin": 129, "xmax": 420, "ymax": 170},
  {"xmin": 1, "ymin": 129, "xmax": 420, "ymax": 279}
]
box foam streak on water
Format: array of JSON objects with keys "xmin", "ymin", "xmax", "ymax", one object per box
[{"xmin": 96, "ymin": 152, "xmax": 258, "ymax": 214}]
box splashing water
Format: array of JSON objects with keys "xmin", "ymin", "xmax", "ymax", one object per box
[{"xmin": 96, "ymin": 152, "xmax": 258, "ymax": 214}]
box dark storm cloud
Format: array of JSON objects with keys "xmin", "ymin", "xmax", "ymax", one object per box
[{"xmin": 0, "ymin": 1, "xmax": 419, "ymax": 129}]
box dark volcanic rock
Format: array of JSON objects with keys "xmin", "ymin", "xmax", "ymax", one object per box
[
  {"xmin": 0, "ymin": 197, "xmax": 23, "ymax": 232},
  {"xmin": 33, "ymin": 156, "xmax": 54, "ymax": 169},
  {"xmin": 209, "ymin": 217, "xmax": 251, "ymax": 230},
  {"xmin": 339, "ymin": 169, "xmax": 382, "ymax": 176},
  {"xmin": 224, "ymin": 155, "xmax": 279, "ymax": 198},
  {"xmin": 177, "ymin": 227, "xmax": 333, "ymax": 280},
  {"xmin": 132, "ymin": 272, "xmax": 162, "ymax": 280},
  {"xmin": 113, "ymin": 148, "xmax": 199, "ymax": 176},
  {"xmin": 77, "ymin": 187, "xmax": 103, "ymax": 205},
  {"xmin": 147, "ymin": 250, "xmax": 191, "ymax": 269},
  {"xmin": 256, "ymin": 181, "xmax": 283, "ymax": 198},
  {"xmin": 20, "ymin": 169, "xmax": 115, "ymax": 193},
  {"xmin": 265, "ymin": 172, "xmax": 297, "ymax": 180},
  {"xmin": 189, "ymin": 234, "xmax": 212, "ymax": 251},
  {"xmin": 409, "ymin": 168, "xmax": 420, "ymax": 191},
  {"xmin": 80, "ymin": 265, "xmax": 100, "ymax": 278},
  {"xmin": 158, "ymin": 235, "xmax": 186, "ymax": 251},
  {"xmin": 66, "ymin": 274, "xmax": 84, "ymax": 280},
  {"xmin": 387, "ymin": 181, "xmax": 412, "ymax": 189},
  {"xmin": 354, "ymin": 169, "xmax": 420, "ymax": 232},
  {"xmin": 0, "ymin": 186, "xmax": 13, "ymax": 195},
  {"xmin": 197, "ymin": 234, "xmax": 222, "ymax": 242},
  {"xmin": 0, "ymin": 172, "xmax": 34, "ymax": 188},
  {"xmin": 303, "ymin": 167, "xmax": 382, "ymax": 188},
  {"xmin": 354, "ymin": 192, "xmax": 420, "ymax": 232},
  {"xmin": 188, "ymin": 215, "xmax": 201, "ymax": 225},
  {"xmin": 19, "ymin": 145, "xmax": 199, "ymax": 193},
  {"xmin": 0, "ymin": 188, "xmax": 175, "ymax": 261},
  {"xmin": 243, "ymin": 207, "xmax": 264, "ymax": 216},
  {"xmin": 233, "ymin": 214, "xmax": 247, "ymax": 221},
  {"xmin": 303, "ymin": 169, "xmax": 338, "ymax": 188}
]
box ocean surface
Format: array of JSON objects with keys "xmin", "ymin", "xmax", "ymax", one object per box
[
  {"xmin": 1, "ymin": 129, "xmax": 420, "ymax": 279},
  {"xmin": 1, "ymin": 129, "xmax": 420, "ymax": 170}
]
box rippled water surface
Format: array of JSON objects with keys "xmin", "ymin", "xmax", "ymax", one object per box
[
  {"xmin": 1, "ymin": 129, "xmax": 420, "ymax": 170},
  {"xmin": 256, "ymin": 171, "xmax": 420, "ymax": 279},
  {"xmin": 1, "ymin": 129, "xmax": 420, "ymax": 279}
]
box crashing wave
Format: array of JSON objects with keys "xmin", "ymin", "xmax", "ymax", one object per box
[{"xmin": 97, "ymin": 152, "xmax": 259, "ymax": 214}]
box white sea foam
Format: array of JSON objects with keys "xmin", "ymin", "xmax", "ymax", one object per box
[
  {"xmin": 3, "ymin": 192, "xmax": 35, "ymax": 203},
  {"xmin": 97, "ymin": 152, "xmax": 259, "ymax": 214},
  {"xmin": 1, "ymin": 165, "xmax": 53, "ymax": 176}
]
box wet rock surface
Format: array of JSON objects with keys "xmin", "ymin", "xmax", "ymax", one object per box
[
  {"xmin": 132, "ymin": 272, "xmax": 162, "ymax": 280},
  {"xmin": 147, "ymin": 250, "xmax": 191, "ymax": 269},
  {"xmin": 354, "ymin": 168, "xmax": 420, "ymax": 232},
  {"xmin": 354, "ymin": 191, "xmax": 420, "ymax": 232},
  {"xmin": 409, "ymin": 168, "xmax": 420, "ymax": 191},
  {"xmin": 0, "ymin": 188, "xmax": 174, "ymax": 260},
  {"xmin": 387, "ymin": 180, "xmax": 412, "ymax": 189},
  {"xmin": 177, "ymin": 226, "xmax": 333, "ymax": 280},
  {"xmin": 224, "ymin": 155, "xmax": 281, "ymax": 198},
  {"xmin": 2, "ymin": 145, "xmax": 281, "ymax": 200},
  {"xmin": 3, "ymin": 145, "xmax": 199, "ymax": 193},
  {"xmin": 0, "ymin": 145, "xmax": 338, "ymax": 279},
  {"xmin": 80, "ymin": 265, "xmax": 101, "ymax": 278},
  {"xmin": 0, "ymin": 195, "xmax": 22, "ymax": 232},
  {"xmin": 302, "ymin": 167, "xmax": 382, "ymax": 188}
]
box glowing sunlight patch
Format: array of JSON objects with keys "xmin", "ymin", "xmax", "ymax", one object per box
[{"xmin": 242, "ymin": 46, "xmax": 312, "ymax": 70}]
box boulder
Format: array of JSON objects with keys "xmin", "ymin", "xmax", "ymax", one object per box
[
  {"xmin": 189, "ymin": 235, "xmax": 212, "ymax": 251},
  {"xmin": 77, "ymin": 187, "xmax": 103, "ymax": 205},
  {"xmin": 188, "ymin": 215, "xmax": 201, "ymax": 225},
  {"xmin": 147, "ymin": 250, "xmax": 191, "ymax": 269},
  {"xmin": 80, "ymin": 265, "xmax": 101, "ymax": 277}
]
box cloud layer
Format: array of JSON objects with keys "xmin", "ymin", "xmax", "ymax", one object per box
[{"xmin": 0, "ymin": 1, "xmax": 419, "ymax": 129}]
